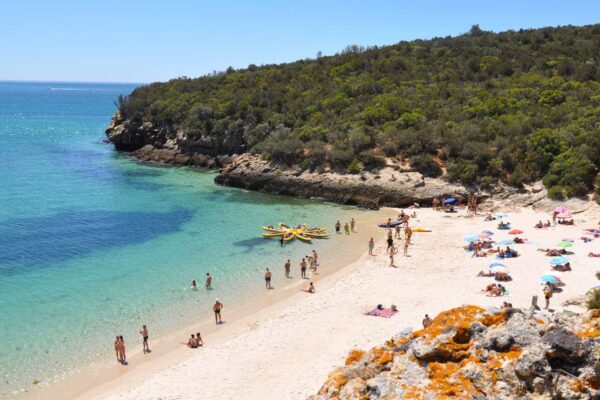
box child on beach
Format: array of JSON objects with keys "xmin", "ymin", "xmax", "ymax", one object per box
[{"xmin": 368, "ymin": 238, "xmax": 374, "ymax": 255}]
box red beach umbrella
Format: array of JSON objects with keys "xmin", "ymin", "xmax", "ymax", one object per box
[{"xmin": 508, "ymin": 229, "xmax": 523, "ymax": 235}]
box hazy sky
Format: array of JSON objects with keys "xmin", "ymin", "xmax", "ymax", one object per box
[{"xmin": 2, "ymin": 0, "xmax": 599, "ymax": 83}]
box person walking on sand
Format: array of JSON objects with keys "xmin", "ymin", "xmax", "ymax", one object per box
[
  {"xmin": 265, "ymin": 268, "xmax": 272, "ymax": 289},
  {"xmin": 344, "ymin": 222, "xmax": 350, "ymax": 235},
  {"xmin": 544, "ymin": 284, "xmax": 553, "ymax": 309},
  {"xmin": 205, "ymin": 273, "xmax": 212, "ymax": 289},
  {"xmin": 552, "ymin": 211, "xmax": 558, "ymax": 225},
  {"xmin": 350, "ymin": 218, "xmax": 356, "ymax": 232},
  {"xmin": 394, "ymin": 224, "xmax": 401, "ymax": 239},
  {"xmin": 368, "ymin": 238, "xmax": 375, "ymax": 255},
  {"xmin": 403, "ymin": 239, "xmax": 409, "ymax": 256},
  {"xmin": 140, "ymin": 325, "xmax": 149, "ymax": 354},
  {"xmin": 114, "ymin": 336, "xmax": 121, "ymax": 362},
  {"xmin": 405, "ymin": 226, "xmax": 413, "ymax": 244},
  {"xmin": 284, "ymin": 259, "xmax": 291, "ymax": 278},
  {"xmin": 389, "ymin": 244, "xmax": 397, "ymax": 267},
  {"xmin": 118, "ymin": 335, "xmax": 126, "ymax": 364},
  {"xmin": 300, "ymin": 257, "xmax": 307, "ymax": 279},
  {"xmin": 386, "ymin": 236, "xmax": 394, "ymax": 253},
  {"xmin": 213, "ymin": 299, "xmax": 223, "ymax": 324},
  {"xmin": 312, "ymin": 250, "xmax": 319, "ymax": 267},
  {"xmin": 335, "ymin": 220, "xmax": 341, "ymax": 234}
]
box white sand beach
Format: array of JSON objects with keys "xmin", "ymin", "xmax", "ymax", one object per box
[{"xmin": 23, "ymin": 202, "xmax": 600, "ymax": 400}]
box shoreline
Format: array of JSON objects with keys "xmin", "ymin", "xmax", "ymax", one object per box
[{"xmin": 16, "ymin": 209, "xmax": 394, "ymax": 400}]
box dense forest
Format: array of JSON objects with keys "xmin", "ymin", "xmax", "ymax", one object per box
[{"xmin": 116, "ymin": 24, "xmax": 600, "ymax": 200}]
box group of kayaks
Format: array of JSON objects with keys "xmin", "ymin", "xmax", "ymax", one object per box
[
  {"xmin": 377, "ymin": 221, "xmax": 431, "ymax": 232},
  {"xmin": 262, "ymin": 224, "xmax": 329, "ymax": 242}
]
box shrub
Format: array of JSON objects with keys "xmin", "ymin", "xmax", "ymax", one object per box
[
  {"xmin": 547, "ymin": 185, "xmax": 566, "ymax": 200},
  {"xmin": 359, "ymin": 149, "xmax": 387, "ymax": 170},
  {"xmin": 347, "ymin": 159, "xmax": 361, "ymax": 174},
  {"xmin": 328, "ymin": 147, "xmax": 354, "ymax": 170},
  {"xmin": 410, "ymin": 155, "xmax": 442, "ymax": 178},
  {"xmin": 588, "ymin": 289, "xmax": 600, "ymax": 310}
]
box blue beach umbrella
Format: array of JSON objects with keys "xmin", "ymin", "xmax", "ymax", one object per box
[
  {"xmin": 550, "ymin": 256, "xmax": 569, "ymax": 265},
  {"xmin": 482, "ymin": 230, "xmax": 494, "ymax": 235},
  {"xmin": 464, "ymin": 234, "xmax": 480, "ymax": 242},
  {"xmin": 444, "ymin": 197, "xmax": 456, "ymax": 204},
  {"xmin": 489, "ymin": 263, "xmax": 506, "ymax": 269},
  {"xmin": 497, "ymin": 239, "xmax": 514, "ymax": 245},
  {"xmin": 540, "ymin": 275, "xmax": 559, "ymax": 284}
]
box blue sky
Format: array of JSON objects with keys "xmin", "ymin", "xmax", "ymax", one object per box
[{"xmin": 2, "ymin": 0, "xmax": 599, "ymax": 83}]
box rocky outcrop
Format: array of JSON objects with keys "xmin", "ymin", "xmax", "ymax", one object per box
[
  {"xmin": 215, "ymin": 154, "xmax": 468, "ymax": 209},
  {"xmin": 105, "ymin": 112, "xmax": 244, "ymax": 166},
  {"xmin": 309, "ymin": 306, "xmax": 600, "ymax": 400}
]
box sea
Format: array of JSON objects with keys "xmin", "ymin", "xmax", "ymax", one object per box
[{"xmin": 0, "ymin": 81, "xmax": 365, "ymax": 396}]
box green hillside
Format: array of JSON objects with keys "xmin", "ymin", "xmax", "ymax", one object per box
[{"xmin": 116, "ymin": 24, "xmax": 600, "ymax": 199}]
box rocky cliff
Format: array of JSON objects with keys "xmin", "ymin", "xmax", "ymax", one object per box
[
  {"xmin": 214, "ymin": 154, "xmax": 467, "ymax": 209},
  {"xmin": 105, "ymin": 115, "xmax": 468, "ymax": 209},
  {"xmin": 309, "ymin": 306, "xmax": 600, "ymax": 400}
]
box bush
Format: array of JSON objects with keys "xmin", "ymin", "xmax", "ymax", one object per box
[
  {"xmin": 446, "ymin": 160, "xmax": 479, "ymax": 185},
  {"xmin": 410, "ymin": 154, "xmax": 442, "ymax": 178},
  {"xmin": 328, "ymin": 147, "xmax": 354, "ymax": 170},
  {"xmin": 547, "ymin": 185, "xmax": 566, "ymax": 200},
  {"xmin": 347, "ymin": 159, "xmax": 361, "ymax": 174},
  {"xmin": 359, "ymin": 149, "xmax": 387, "ymax": 170},
  {"xmin": 588, "ymin": 289, "xmax": 600, "ymax": 310}
]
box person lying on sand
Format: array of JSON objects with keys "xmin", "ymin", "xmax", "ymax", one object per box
[
  {"xmin": 558, "ymin": 219, "xmax": 574, "ymax": 225},
  {"xmin": 495, "ymin": 272, "xmax": 511, "ymax": 282},
  {"xmin": 534, "ymin": 221, "xmax": 544, "ymax": 229},
  {"xmin": 553, "ymin": 262, "xmax": 571, "ymax": 272},
  {"xmin": 483, "ymin": 283, "xmax": 497, "ymax": 293},
  {"xmin": 513, "ymin": 237, "xmax": 525, "ymax": 244},
  {"xmin": 581, "ymin": 236, "xmax": 592, "ymax": 243},
  {"xmin": 487, "ymin": 284, "xmax": 505, "ymax": 297},
  {"xmin": 589, "ymin": 252, "xmax": 600, "ymax": 258},
  {"xmin": 477, "ymin": 270, "xmax": 494, "ymax": 277}
]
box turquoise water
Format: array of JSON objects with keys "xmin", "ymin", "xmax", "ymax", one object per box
[{"xmin": 0, "ymin": 82, "xmax": 363, "ymax": 395}]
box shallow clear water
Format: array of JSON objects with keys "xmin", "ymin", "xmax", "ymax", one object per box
[{"xmin": 0, "ymin": 82, "xmax": 363, "ymax": 395}]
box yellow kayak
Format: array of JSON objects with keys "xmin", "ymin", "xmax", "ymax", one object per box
[
  {"xmin": 412, "ymin": 228, "xmax": 431, "ymax": 232},
  {"xmin": 262, "ymin": 232, "xmax": 285, "ymax": 237},
  {"xmin": 294, "ymin": 232, "xmax": 312, "ymax": 241}
]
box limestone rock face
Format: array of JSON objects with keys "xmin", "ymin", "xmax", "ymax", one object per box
[
  {"xmin": 215, "ymin": 154, "xmax": 468, "ymax": 209},
  {"xmin": 309, "ymin": 306, "xmax": 600, "ymax": 400}
]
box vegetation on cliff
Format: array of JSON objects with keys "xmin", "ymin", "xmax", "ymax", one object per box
[{"xmin": 115, "ymin": 24, "xmax": 600, "ymax": 199}]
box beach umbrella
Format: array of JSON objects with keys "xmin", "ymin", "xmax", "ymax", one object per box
[
  {"xmin": 554, "ymin": 206, "xmax": 568, "ymax": 214},
  {"xmin": 443, "ymin": 197, "xmax": 456, "ymax": 204},
  {"xmin": 543, "ymin": 270, "xmax": 564, "ymax": 279},
  {"xmin": 558, "ymin": 241, "xmax": 573, "ymax": 248},
  {"xmin": 508, "ymin": 229, "xmax": 523, "ymax": 235},
  {"xmin": 540, "ymin": 275, "xmax": 560, "ymax": 284},
  {"xmin": 550, "ymin": 256, "xmax": 569, "ymax": 265},
  {"xmin": 482, "ymin": 230, "xmax": 494, "ymax": 235},
  {"xmin": 494, "ymin": 212, "xmax": 508, "ymax": 218},
  {"xmin": 489, "ymin": 263, "xmax": 507, "ymax": 272},
  {"xmin": 497, "ymin": 239, "xmax": 514, "ymax": 245},
  {"xmin": 557, "ymin": 213, "xmax": 572, "ymax": 219},
  {"xmin": 464, "ymin": 234, "xmax": 480, "ymax": 242},
  {"xmin": 479, "ymin": 231, "xmax": 492, "ymax": 238}
]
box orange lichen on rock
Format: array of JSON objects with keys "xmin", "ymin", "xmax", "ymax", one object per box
[
  {"xmin": 427, "ymin": 359, "xmax": 479, "ymax": 398},
  {"xmin": 318, "ymin": 371, "xmax": 348, "ymax": 396},
  {"xmin": 345, "ymin": 349, "xmax": 366, "ymax": 365},
  {"xmin": 412, "ymin": 306, "xmax": 486, "ymax": 343},
  {"xmin": 480, "ymin": 310, "xmax": 507, "ymax": 327},
  {"xmin": 576, "ymin": 313, "xmax": 600, "ymax": 339},
  {"xmin": 370, "ymin": 347, "xmax": 393, "ymax": 366}
]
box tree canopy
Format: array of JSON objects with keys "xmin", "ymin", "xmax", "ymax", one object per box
[{"xmin": 116, "ymin": 24, "xmax": 600, "ymax": 199}]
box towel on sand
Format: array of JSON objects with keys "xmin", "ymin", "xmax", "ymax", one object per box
[{"xmin": 366, "ymin": 308, "xmax": 397, "ymax": 318}]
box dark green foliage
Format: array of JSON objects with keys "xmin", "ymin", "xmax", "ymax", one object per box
[
  {"xmin": 588, "ymin": 289, "xmax": 600, "ymax": 310},
  {"xmin": 348, "ymin": 159, "xmax": 361, "ymax": 174},
  {"xmin": 410, "ymin": 155, "xmax": 442, "ymax": 178},
  {"xmin": 117, "ymin": 24, "xmax": 600, "ymax": 198}
]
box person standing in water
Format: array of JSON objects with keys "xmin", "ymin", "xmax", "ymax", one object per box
[
  {"xmin": 118, "ymin": 335, "xmax": 126, "ymax": 364},
  {"xmin": 191, "ymin": 280, "xmax": 197, "ymax": 290},
  {"xmin": 213, "ymin": 299, "xmax": 223, "ymax": 324},
  {"xmin": 279, "ymin": 235, "xmax": 284, "ymax": 246},
  {"xmin": 300, "ymin": 258, "xmax": 307, "ymax": 279},
  {"xmin": 350, "ymin": 218, "xmax": 356, "ymax": 232},
  {"xmin": 284, "ymin": 259, "xmax": 291, "ymax": 278},
  {"xmin": 114, "ymin": 336, "xmax": 121, "ymax": 362},
  {"xmin": 368, "ymin": 238, "xmax": 375, "ymax": 255},
  {"xmin": 140, "ymin": 325, "xmax": 149, "ymax": 354},
  {"xmin": 335, "ymin": 220, "xmax": 341, "ymax": 234},
  {"xmin": 205, "ymin": 273, "xmax": 212, "ymax": 289},
  {"xmin": 265, "ymin": 268, "xmax": 272, "ymax": 289},
  {"xmin": 311, "ymin": 250, "xmax": 319, "ymax": 274},
  {"xmin": 344, "ymin": 222, "xmax": 350, "ymax": 235}
]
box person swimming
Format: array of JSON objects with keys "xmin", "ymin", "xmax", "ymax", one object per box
[{"xmin": 191, "ymin": 280, "xmax": 197, "ymax": 290}]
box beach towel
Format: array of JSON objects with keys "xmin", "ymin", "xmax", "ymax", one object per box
[{"xmin": 366, "ymin": 308, "xmax": 397, "ymax": 318}]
